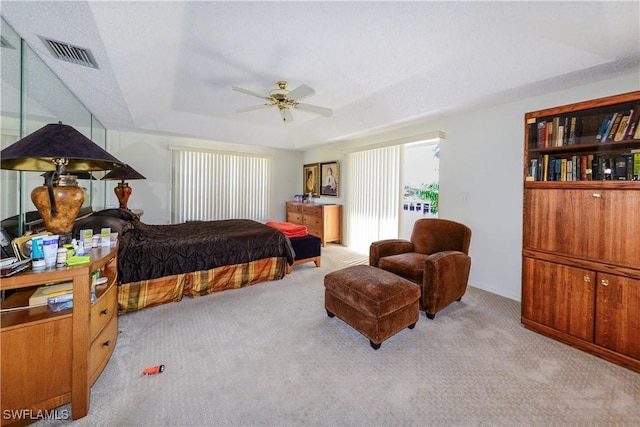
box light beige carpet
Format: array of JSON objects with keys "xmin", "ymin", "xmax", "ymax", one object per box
[{"xmin": 38, "ymin": 245, "xmax": 639, "ymax": 426}]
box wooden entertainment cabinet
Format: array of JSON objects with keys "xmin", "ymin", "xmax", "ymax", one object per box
[
  {"xmin": 1, "ymin": 246, "xmax": 118, "ymax": 425},
  {"xmin": 286, "ymin": 202, "xmax": 342, "ymax": 246},
  {"xmin": 521, "ymin": 90, "xmax": 640, "ymax": 373}
]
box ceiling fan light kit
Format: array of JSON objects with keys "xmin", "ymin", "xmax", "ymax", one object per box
[{"xmin": 233, "ymin": 81, "xmax": 332, "ymax": 122}]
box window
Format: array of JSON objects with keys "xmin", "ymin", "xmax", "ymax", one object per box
[
  {"xmin": 170, "ymin": 148, "xmax": 270, "ymax": 223},
  {"xmin": 345, "ymin": 145, "xmax": 402, "ymax": 253},
  {"xmin": 343, "ymin": 131, "xmax": 444, "ymax": 252}
]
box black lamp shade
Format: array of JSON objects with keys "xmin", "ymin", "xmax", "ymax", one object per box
[
  {"xmin": 102, "ymin": 164, "xmax": 146, "ymax": 181},
  {"xmin": 0, "ymin": 123, "xmax": 123, "ymax": 171}
]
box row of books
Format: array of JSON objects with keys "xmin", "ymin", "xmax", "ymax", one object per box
[
  {"xmin": 535, "ymin": 105, "xmax": 640, "ymax": 148},
  {"xmin": 528, "ymin": 153, "xmax": 640, "ymax": 182}
]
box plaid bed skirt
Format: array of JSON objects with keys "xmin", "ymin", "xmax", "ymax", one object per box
[{"xmin": 118, "ymin": 256, "xmax": 288, "ymax": 314}]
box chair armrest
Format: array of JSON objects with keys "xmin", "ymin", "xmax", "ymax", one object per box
[
  {"xmin": 423, "ymin": 251, "xmax": 472, "ymax": 310},
  {"xmin": 369, "ymin": 239, "xmax": 414, "ymax": 267}
]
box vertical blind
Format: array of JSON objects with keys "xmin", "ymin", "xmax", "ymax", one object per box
[
  {"xmin": 170, "ymin": 148, "xmax": 270, "ymax": 223},
  {"xmin": 345, "ymin": 144, "xmax": 402, "ymax": 253}
]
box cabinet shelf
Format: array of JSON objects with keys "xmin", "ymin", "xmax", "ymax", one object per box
[
  {"xmin": 524, "ymin": 90, "xmax": 640, "ymax": 182},
  {"xmin": 1, "ymin": 269, "xmax": 117, "ymax": 330},
  {"xmin": 527, "ymin": 139, "xmax": 639, "ymax": 155}
]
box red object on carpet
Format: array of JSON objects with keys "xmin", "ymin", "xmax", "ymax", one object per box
[{"xmin": 265, "ymin": 221, "xmax": 308, "ymax": 238}]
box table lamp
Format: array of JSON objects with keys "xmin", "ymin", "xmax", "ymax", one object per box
[
  {"xmin": 1, "ymin": 122, "xmax": 124, "ymax": 244},
  {"xmin": 101, "ymin": 164, "xmax": 146, "ymax": 210}
]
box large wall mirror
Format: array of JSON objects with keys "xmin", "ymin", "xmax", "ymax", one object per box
[{"xmin": 1, "ymin": 17, "xmax": 107, "ymax": 238}]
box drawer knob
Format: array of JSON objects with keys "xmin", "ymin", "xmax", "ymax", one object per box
[
  {"xmin": 592, "ymin": 193, "xmax": 601, "ymax": 198},
  {"xmin": 600, "ymin": 279, "xmax": 609, "ymax": 287},
  {"xmin": 101, "ymin": 308, "xmax": 109, "ymax": 315},
  {"xmin": 583, "ymin": 276, "xmax": 591, "ymax": 282},
  {"xmin": 102, "ymin": 340, "xmax": 111, "ymax": 347}
]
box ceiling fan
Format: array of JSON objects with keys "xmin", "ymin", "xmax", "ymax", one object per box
[{"xmin": 232, "ymin": 81, "xmax": 332, "ymax": 122}]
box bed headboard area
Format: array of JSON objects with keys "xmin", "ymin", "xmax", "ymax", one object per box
[{"xmin": 72, "ymin": 208, "xmax": 140, "ymax": 238}]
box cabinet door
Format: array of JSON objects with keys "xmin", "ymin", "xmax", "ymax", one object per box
[
  {"xmin": 524, "ymin": 188, "xmax": 640, "ymax": 266},
  {"xmin": 593, "ymin": 189, "xmax": 640, "ymax": 266},
  {"xmin": 595, "ymin": 273, "xmax": 640, "ymax": 359},
  {"xmin": 522, "ymin": 257, "xmax": 595, "ymax": 341},
  {"xmin": 1, "ymin": 318, "xmax": 73, "ymax": 412}
]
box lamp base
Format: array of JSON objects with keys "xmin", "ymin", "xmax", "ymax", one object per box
[
  {"xmin": 31, "ymin": 183, "xmax": 85, "ymax": 245},
  {"xmin": 114, "ymin": 182, "xmax": 132, "ymax": 209}
]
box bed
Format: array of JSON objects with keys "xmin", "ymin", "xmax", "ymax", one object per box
[{"xmin": 73, "ymin": 209, "xmax": 295, "ymax": 314}]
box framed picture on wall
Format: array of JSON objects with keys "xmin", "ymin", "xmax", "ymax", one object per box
[
  {"xmin": 320, "ymin": 161, "xmax": 339, "ymax": 197},
  {"xmin": 303, "ymin": 163, "xmax": 320, "ymax": 197}
]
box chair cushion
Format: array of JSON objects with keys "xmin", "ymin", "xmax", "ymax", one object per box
[{"xmin": 378, "ymin": 252, "xmax": 429, "ymax": 285}]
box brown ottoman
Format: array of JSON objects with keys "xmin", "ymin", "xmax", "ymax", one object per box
[{"xmin": 324, "ymin": 265, "xmax": 420, "ymax": 349}]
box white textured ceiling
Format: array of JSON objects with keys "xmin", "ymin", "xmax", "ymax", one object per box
[{"xmin": 2, "ymin": 1, "xmax": 639, "ymax": 150}]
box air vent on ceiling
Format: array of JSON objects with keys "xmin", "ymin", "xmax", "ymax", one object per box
[
  {"xmin": 39, "ymin": 36, "xmax": 98, "ymax": 69},
  {"xmin": 1, "ymin": 36, "xmax": 16, "ymax": 50}
]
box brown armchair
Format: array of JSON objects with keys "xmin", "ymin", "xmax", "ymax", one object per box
[{"xmin": 369, "ymin": 218, "xmax": 471, "ymax": 319}]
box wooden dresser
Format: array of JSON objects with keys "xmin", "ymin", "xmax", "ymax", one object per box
[
  {"xmin": 286, "ymin": 202, "xmax": 342, "ymax": 246},
  {"xmin": 1, "ymin": 245, "xmax": 118, "ymax": 425}
]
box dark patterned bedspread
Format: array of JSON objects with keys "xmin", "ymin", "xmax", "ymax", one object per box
[{"xmin": 118, "ymin": 219, "xmax": 295, "ymax": 283}]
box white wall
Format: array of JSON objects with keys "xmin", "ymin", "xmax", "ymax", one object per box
[
  {"xmin": 304, "ymin": 73, "xmax": 639, "ymax": 301},
  {"xmin": 106, "ymin": 74, "xmax": 638, "ymax": 302},
  {"xmin": 105, "ymin": 130, "xmax": 302, "ymax": 225}
]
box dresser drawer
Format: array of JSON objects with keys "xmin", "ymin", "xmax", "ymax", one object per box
[
  {"xmin": 89, "ymin": 315, "xmax": 117, "ymax": 384},
  {"xmin": 306, "ymin": 226, "xmax": 322, "ymax": 238},
  {"xmin": 302, "ymin": 205, "xmax": 322, "ymax": 217},
  {"xmin": 90, "ymin": 283, "xmax": 116, "ymax": 338},
  {"xmin": 303, "ymin": 216, "xmax": 323, "ymax": 228},
  {"xmin": 287, "ymin": 213, "xmax": 303, "ymax": 224},
  {"xmin": 286, "ymin": 202, "xmax": 303, "ymax": 214}
]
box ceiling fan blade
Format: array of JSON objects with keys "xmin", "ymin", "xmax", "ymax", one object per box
[
  {"xmin": 237, "ymin": 104, "xmax": 272, "ymax": 113},
  {"xmin": 232, "ymin": 86, "xmax": 271, "ymax": 100},
  {"xmin": 294, "ymin": 103, "xmax": 333, "ymax": 117},
  {"xmin": 287, "ymin": 84, "xmax": 315, "ymax": 101},
  {"xmin": 280, "ymin": 108, "xmax": 294, "ymax": 122}
]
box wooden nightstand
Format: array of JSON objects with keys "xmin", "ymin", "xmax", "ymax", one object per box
[{"xmin": 1, "ymin": 245, "xmax": 118, "ymax": 424}]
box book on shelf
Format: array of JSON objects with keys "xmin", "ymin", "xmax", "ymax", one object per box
[
  {"xmin": 546, "ymin": 122, "xmax": 553, "ymax": 148},
  {"xmin": 566, "ymin": 158, "xmax": 573, "ymax": 181},
  {"xmin": 568, "ymin": 116, "xmax": 578, "ymax": 145},
  {"xmin": 596, "ymin": 115, "xmax": 612, "ymax": 142},
  {"xmin": 548, "ymin": 157, "xmax": 556, "ymax": 181},
  {"xmin": 542, "ymin": 154, "xmax": 549, "ymax": 181},
  {"xmin": 557, "ymin": 125, "xmax": 565, "ymax": 147},
  {"xmin": 628, "ymin": 116, "xmax": 640, "ymax": 139},
  {"xmin": 552, "ymin": 117, "xmax": 560, "ymax": 147},
  {"xmin": 536, "ymin": 121, "xmax": 546, "ymax": 148},
  {"xmin": 614, "ymin": 111, "xmax": 632, "ymax": 141},
  {"xmin": 614, "ymin": 156, "xmax": 627, "ymax": 180},
  {"xmin": 626, "ymin": 155, "xmax": 634, "ymax": 180},
  {"xmin": 29, "ymin": 281, "xmax": 73, "ymax": 306},
  {"xmin": 623, "ymin": 105, "xmax": 640, "ymax": 139},
  {"xmin": 604, "ymin": 112, "xmax": 622, "ymax": 142},
  {"xmin": 529, "ymin": 158, "xmax": 539, "ymax": 179}
]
